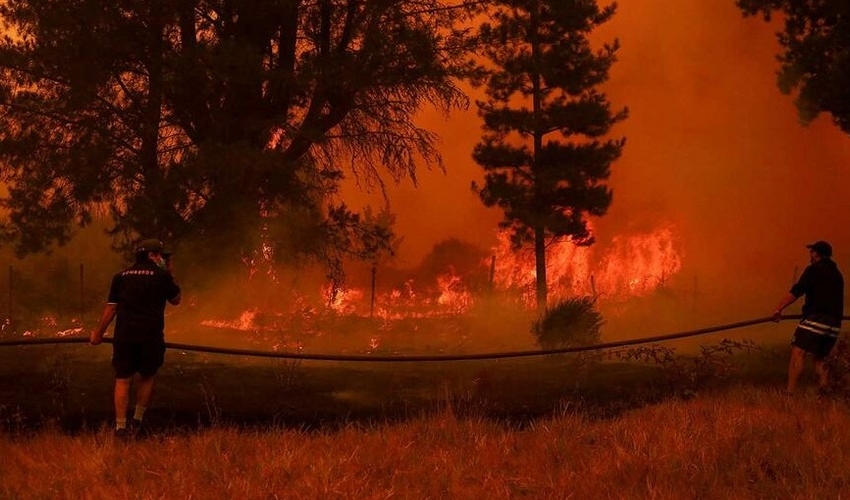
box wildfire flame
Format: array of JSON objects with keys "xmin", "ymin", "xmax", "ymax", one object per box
[
  {"xmin": 320, "ymin": 272, "xmax": 472, "ymax": 319},
  {"xmin": 492, "ymin": 224, "xmax": 683, "ymax": 304},
  {"xmin": 435, "ymin": 271, "xmax": 473, "ymax": 313},
  {"xmin": 205, "ymin": 224, "xmax": 682, "ymax": 328},
  {"xmin": 201, "ymin": 309, "xmax": 263, "ymax": 331},
  {"xmin": 199, "ymin": 224, "xmax": 682, "ymax": 355},
  {"xmin": 312, "ymin": 223, "xmax": 682, "ymax": 316},
  {"xmin": 322, "ymin": 285, "xmax": 365, "ymax": 316}
]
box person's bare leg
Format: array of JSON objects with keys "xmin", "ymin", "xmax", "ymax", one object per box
[
  {"xmin": 787, "ymin": 346, "xmax": 806, "ymax": 394},
  {"xmin": 134, "ymin": 375, "xmax": 155, "ymax": 422},
  {"xmin": 814, "ymin": 358, "xmax": 829, "ymax": 390},
  {"xmin": 114, "ymin": 378, "xmax": 131, "ymax": 429}
]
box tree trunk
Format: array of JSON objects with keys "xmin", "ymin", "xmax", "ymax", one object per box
[
  {"xmin": 530, "ymin": 0, "xmax": 547, "ymax": 315},
  {"xmin": 534, "ymin": 224, "xmax": 547, "ymax": 316},
  {"xmin": 141, "ymin": 0, "xmax": 165, "ymax": 236}
]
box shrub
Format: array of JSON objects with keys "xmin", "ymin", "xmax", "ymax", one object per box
[
  {"xmin": 612, "ymin": 339, "xmax": 759, "ymax": 394},
  {"xmin": 532, "ymin": 297, "xmax": 603, "ymax": 349},
  {"xmin": 827, "ymin": 333, "xmax": 850, "ymax": 396}
]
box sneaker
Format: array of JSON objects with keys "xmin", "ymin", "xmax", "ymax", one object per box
[
  {"xmin": 132, "ymin": 419, "xmax": 150, "ymax": 439},
  {"xmin": 114, "ymin": 427, "xmax": 131, "ymax": 440}
]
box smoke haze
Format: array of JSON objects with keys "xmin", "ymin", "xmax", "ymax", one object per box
[
  {"xmin": 5, "ymin": 0, "xmax": 850, "ymax": 351},
  {"xmin": 341, "ymin": 0, "xmax": 850, "ymax": 317}
]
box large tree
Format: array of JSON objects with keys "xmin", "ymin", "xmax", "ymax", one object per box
[
  {"xmin": 472, "ymin": 0, "xmax": 626, "ymax": 314},
  {"xmin": 0, "ymin": 0, "xmax": 477, "ymax": 267},
  {"xmin": 738, "ymin": 0, "xmax": 850, "ymax": 134}
]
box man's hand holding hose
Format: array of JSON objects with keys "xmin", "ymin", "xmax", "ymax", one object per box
[
  {"xmin": 90, "ymin": 303, "xmax": 117, "ymax": 345},
  {"xmin": 773, "ymin": 293, "xmax": 798, "ymax": 322}
]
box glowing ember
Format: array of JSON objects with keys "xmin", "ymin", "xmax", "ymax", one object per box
[
  {"xmin": 56, "ymin": 327, "xmax": 84, "ymax": 337},
  {"xmin": 11, "ymin": 316, "xmax": 87, "ymax": 338},
  {"xmin": 241, "ymin": 205, "xmax": 280, "ymax": 283},
  {"xmin": 40, "ymin": 316, "xmax": 58, "ymax": 327},
  {"xmin": 201, "ymin": 309, "xmax": 262, "ymax": 331},
  {"xmin": 369, "ymin": 336, "xmax": 380, "ymax": 351}
]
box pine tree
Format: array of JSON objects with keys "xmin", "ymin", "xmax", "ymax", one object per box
[
  {"xmin": 738, "ymin": 0, "xmax": 850, "ymax": 134},
  {"xmin": 472, "ymin": 0, "xmax": 627, "ymax": 314}
]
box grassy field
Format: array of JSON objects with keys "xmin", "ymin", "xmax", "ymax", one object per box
[
  {"xmin": 4, "ymin": 325, "xmax": 849, "ymax": 499},
  {"xmin": 0, "ymin": 335, "xmax": 786, "ymax": 431},
  {"xmin": 2, "ymin": 386, "xmax": 849, "ymax": 499}
]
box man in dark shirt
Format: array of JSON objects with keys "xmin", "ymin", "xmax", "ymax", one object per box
[
  {"xmin": 90, "ymin": 239, "xmax": 181, "ymax": 437},
  {"xmin": 773, "ymin": 241, "xmax": 844, "ymax": 394}
]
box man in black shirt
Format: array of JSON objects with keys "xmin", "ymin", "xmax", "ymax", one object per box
[
  {"xmin": 90, "ymin": 239, "xmax": 181, "ymax": 437},
  {"xmin": 773, "ymin": 241, "xmax": 844, "ymax": 394}
]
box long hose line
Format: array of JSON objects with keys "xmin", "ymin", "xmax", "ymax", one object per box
[{"xmin": 0, "ymin": 314, "xmax": 834, "ymax": 362}]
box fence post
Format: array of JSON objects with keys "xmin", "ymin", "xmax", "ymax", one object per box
[
  {"xmin": 7, "ymin": 265, "xmax": 12, "ymax": 331},
  {"xmin": 488, "ymin": 255, "xmax": 496, "ymax": 292},
  {"xmin": 370, "ymin": 265, "xmax": 377, "ymax": 318},
  {"xmin": 80, "ymin": 263, "xmax": 85, "ymax": 314}
]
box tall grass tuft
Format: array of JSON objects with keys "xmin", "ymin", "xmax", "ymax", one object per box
[{"xmin": 532, "ymin": 297, "xmax": 603, "ymax": 349}]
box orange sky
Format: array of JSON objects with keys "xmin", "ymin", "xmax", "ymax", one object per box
[
  {"xmin": 340, "ymin": 0, "xmax": 850, "ymax": 298},
  {"xmin": 7, "ymin": 0, "xmax": 846, "ymax": 308}
]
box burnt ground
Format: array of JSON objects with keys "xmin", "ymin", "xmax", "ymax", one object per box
[{"xmin": 0, "ymin": 340, "xmax": 795, "ymax": 434}]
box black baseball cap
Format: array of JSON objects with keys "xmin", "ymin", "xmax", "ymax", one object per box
[
  {"xmin": 136, "ymin": 238, "xmax": 173, "ymax": 256},
  {"xmin": 807, "ymin": 240, "xmax": 833, "ymax": 258}
]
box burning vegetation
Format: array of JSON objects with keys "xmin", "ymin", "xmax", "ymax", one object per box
[
  {"xmin": 195, "ymin": 222, "xmax": 682, "ymax": 352},
  {"xmin": 318, "ymin": 222, "xmax": 682, "ymax": 318}
]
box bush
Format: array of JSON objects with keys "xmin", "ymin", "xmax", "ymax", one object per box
[
  {"xmin": 532, "ymin": 297, "xmax": 603, "ymax": 349},
  {"xmin": 827, "ymin": 333, "xmax": 850, "ymax": 396},
  {"xmin": 613, "ymin": 339, "xmax": 759, "ymax": 394}
]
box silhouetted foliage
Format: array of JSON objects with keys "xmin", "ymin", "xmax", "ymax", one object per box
[
  {"xmin": 321, "ymin": 204, "xmax": 400, "ymax": 285},
  {"xmin": 470, "ymin": 0, "xmax": 627, "ymax": 313},
  {"xmin": 532, "ymin": 296, "xmax": 603, "ymax": 349},
  {"xmin": 738, "ymin": 0, "xmax": 850, "ymax": 134},
  {"xmin": 0, "ymin": 0, "xmax": 478, "ymax": 268}
]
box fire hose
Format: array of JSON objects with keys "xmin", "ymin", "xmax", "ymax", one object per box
[{"xmin": 0, "ymin": 314, "xmax": 842, "ymax": 362}]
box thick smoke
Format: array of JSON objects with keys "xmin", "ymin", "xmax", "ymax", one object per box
[
  {"xmin": 342, "ymin": 0, "xmax": 850, "ymax": 330},
  {"xmin": 7, "ymin": 0, "xmax": 849, "ymax": 351}
]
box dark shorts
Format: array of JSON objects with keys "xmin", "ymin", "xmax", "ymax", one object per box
[
  {"xmin": 112, "ymin": 341, "xmax": 166, "ymax": 378},
  {"xmin": 792, "ymin": 328, "xmax": 838, "ymax": 359}
]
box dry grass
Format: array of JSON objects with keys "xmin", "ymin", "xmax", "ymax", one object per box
[{"xmin": 2, "ymin": 386, "xmax": 850, "ymax": 500}]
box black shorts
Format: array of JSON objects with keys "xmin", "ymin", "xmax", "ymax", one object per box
[
  {"xmin": 791, "ymin": 328, "xmax": 838, "ymax": 359},
  {"xmin": 112, "ymin": 341, "xmax": 166, "ymax": 378}
]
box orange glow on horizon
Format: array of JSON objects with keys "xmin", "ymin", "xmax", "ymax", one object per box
[{"xmin": 338, "ymin": 0, "xmax": 850, "ymax": 297}]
